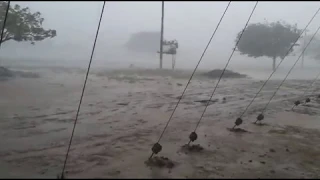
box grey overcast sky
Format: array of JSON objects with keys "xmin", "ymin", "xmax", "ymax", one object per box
[{"xmin": 1, "ymin": 1, "xmax": 320, "ymax": 70}]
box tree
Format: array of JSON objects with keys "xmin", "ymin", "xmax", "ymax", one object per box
[
  {"xmin": 235, "ymin": 20, "xmax": 302, "ymax": 71},
  {"xmin": 0, "ymin": 1, "xmax": 56, "ymax": 45}
]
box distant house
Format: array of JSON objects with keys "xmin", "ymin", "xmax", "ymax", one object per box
[
  {"xmin": 125, "ymin": 31, "xmax": 161, "ymax": 53},
  {"xmin": 126, "ymin": 31, "xmax": 178, "ymax": 55},
  {"xmin": 125, "ymin": 31, "xmax": 179, "ymax": 69}
]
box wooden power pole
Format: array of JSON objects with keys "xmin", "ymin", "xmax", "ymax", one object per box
[
  {"xmin": 159, "ymin": 1, "xmax": 164, "ymax": 69},
  {"xmin": 301, "ymin": 31, "xmax": 307, "ymax": 69}
]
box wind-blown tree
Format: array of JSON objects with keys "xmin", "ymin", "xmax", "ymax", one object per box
[
  {"xmin": 235, "ymin": 21, "xmax": 302, "ymax": 71},
  {"xmin": 0, "ymin": 1, "xmax": 56, "ymax": 45}
]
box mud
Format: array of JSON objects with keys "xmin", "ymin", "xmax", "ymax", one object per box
[
  {"xmin": 180, "ymin": 144, "xmax": 204, "ymax": 153},
  {"xmin": 227, "ymin": 127, "xmax": 250, "ymax": 133},
  {"xmin": 203, "ymin": 69, "xmax": 247, "ymax": 79},
  {"xmin": 0, "ymin": 66, "xmax": 320, "ymax": 178},
  {"xmin": 145, "ymin": 156, "xmax": 175, "ymax": 169}
]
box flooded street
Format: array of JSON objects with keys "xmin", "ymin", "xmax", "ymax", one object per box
[{"xmin": 0, "ymin": 67, "xmax": 320, "ymax": 178}]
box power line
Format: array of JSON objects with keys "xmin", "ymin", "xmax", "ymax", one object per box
[
  {"xmin": 149, "ymin": 1, "xmax": 231, "ymax": 159},
  {"xmin": 309, "ymin": 72, "xmax": 320, "ymax": 96},
  {"xmin": 301, "ymin": 71, "xmax": 320, "ymax": 99},
  {"xmin": 190, "ymin": 1, "xmax": 258, "ymax": 138},
  {"xmin": 0, "ymin": 1, "xmax": 10, "ymax": 49},
  {"xmin": 236, "ymin": 7, "xmax": 320, "ymax": 121},
  {"xmin": 291, "ymin": 70, "xmax": 320, "ymax": 110},
  {"xmin": 59, "ymin": 1, "xmax": 106, "ymax": 178},
  {"xmin": 257, "ymin": 23, "xmax": 320, "ymax": 122}
]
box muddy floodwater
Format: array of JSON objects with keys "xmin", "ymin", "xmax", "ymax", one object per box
[{"xmin": 1, "ymin": 66, "xmax": 320, "ymax": 178}]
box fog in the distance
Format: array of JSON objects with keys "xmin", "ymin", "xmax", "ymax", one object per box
[{"xmin": 1, "ymin": 1, "xmax": 320, "ymax": 73}]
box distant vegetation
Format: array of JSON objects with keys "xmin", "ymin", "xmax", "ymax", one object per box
[
  {"xmin": 0, "ymin": 1, "xmax": 56, "ymax": 78},
  {"xmin": 0, "ymin": 1, "xmax": 56, "ymax": 45},
  {"xmin": 203, "ymin": 69, "xmax": 247, "ymax": 79},
  {"xmin": 235, "ymin": 20, "xmax": 302, "ymax": 71}
]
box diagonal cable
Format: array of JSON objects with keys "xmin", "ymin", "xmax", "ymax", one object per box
[
  {"xmin": 60, "ymin": 1, "xmax": 106, "ymax": 177},
  {"xmin": 301, "ymin": 71, "xmax": 320, "ymax": 98},
  {"xmin": 193, "ymin": 1, "xmax": 258, "ymax": 133},
  {"xmin": 0, "ymin": 1, "xmax": 10, "ymax": 49},
  {"xmin": 261, "ymin": 23, "xmax": 320, "ymax": 114},
  {"xmin": 154, "ymin": 1, "xmax": 231, "ymax": 144},
  {"xmin": 238, "ymin": 7, "xmax": 320, "ymax": 119}
]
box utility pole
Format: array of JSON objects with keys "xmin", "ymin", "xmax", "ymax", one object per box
[
  {"xmin": 301, "ymin": 31, "xmax": 307, "ymax": 69},
  {"xmin": 159, "ymin": 1, "xmax": 164, "ymax": 69}
]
